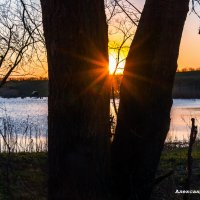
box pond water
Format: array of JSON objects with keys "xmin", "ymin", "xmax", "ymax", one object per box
[
  {"xmin": 0, "ymin": 97, "xmax": 199, "ymax": 151},
  {"xmin": 169, "ymin": 99, "xmax": 200, "ymax": 141},
  {"xmin": 0, "ymin": 97, "xmax": 48, "ymax": 152},
  {"xmin": 0, "ymin": 97, "xmax": 48, "ymax": 135},
  {"xmin": 110, "ymin": 99, "xmax": 200, "ymax": 142}
]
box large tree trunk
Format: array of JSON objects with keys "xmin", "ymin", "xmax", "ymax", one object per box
[
  {"xmin": 111, "ymin": 0, "xmax": 189, "ymax": 199},
  {"xmin": 41, "ymin": 1, "xmax": 110, "ymax": 199}
]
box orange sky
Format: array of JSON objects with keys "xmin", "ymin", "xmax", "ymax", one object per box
[
  {"xmin": 178, "ymin": 11, "xmax": 200, "ymax": 70},
  {"xmin": 135, "ymin": 0, "xmax": 200, "ymax": 70},
  {"xmin": 109, "ymin": 0, "xmax": 200, "ymax": 74},
  {"xmin": 8, "ymin": 1, "xmax": 199, "ymax": 78}
]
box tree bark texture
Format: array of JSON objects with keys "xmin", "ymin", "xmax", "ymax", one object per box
[
  {"xmin": 111, "ymin": 0, "xmax": 189, "ymax": 199},
  {"xmin": 41, "ymin": 1, "xmax": 110, "ymax": 199}
]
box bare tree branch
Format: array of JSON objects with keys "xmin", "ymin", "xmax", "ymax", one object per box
[{"xmin": 0, "ymin": 0, "xmax": 46, "ymax": 86}]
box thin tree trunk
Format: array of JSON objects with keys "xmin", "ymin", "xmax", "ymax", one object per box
[
  {"xmin": 111, "ymin": 0, "xmax": 189, "ymax": 199},
  {"xmin": 41, "ymin": 1, "xmax": 110, "ymax": 199},
  {"xmin": 184, "ymin": 118, "xmax": 198, "ymax": 200}
]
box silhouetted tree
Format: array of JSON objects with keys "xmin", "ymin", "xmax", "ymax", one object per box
[
  {"xmin": 40, "ymin": 0, "xmax": 194, "ymax": 199},
  {"xmin": 40, "ymin": 0, "xmax": 110, "ymax": 199},
  {"xmin": 111, "ymin": 0, "xmax": 190, "ymax": 199}
]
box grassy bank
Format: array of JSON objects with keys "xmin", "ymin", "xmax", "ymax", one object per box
[
  {"xmin": 111, "ymin": 71, "xmax": 200, "ymax": 99},
  {"xmin": 153, "ymin": 142, "xmax": 200, "ymax": 200},
  {"xmin": 1, "ymin": 71, "xmax": 200, "ymax": 98},
  {"xmin": 173, "ymin": 71, "xmax": 200, "ymax": 98},
  {"xmin": 0, "ymin": 152, "xmax": 47, "ymax": 200},
  {"xmin": 0, "ymin": 143, "xmax": 199, "ymax": 199},
  {"xmin": 0, "ymin": 80, "xmax": 48, "ymax": 98}
]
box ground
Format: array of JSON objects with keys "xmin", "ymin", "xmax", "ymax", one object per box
[
  {"xmin": 152, "ymin": 142, "xmax": 200, "ymax": 200},
  {"xmin": 0, "ymin": 152, "xmax": 47, "ymax": 200},
  {"xmin": 0, "ymin": 143, "xmax": 199, "ymax": 200}
]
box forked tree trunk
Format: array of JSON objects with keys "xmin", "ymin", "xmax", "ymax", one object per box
[
  {"xmin": 41, "ymin": 1, "xmax": 110, "ymax": 199},
  {"xmin": 111, "ymin": 0, "xmax": 189, "ymax": 199}
]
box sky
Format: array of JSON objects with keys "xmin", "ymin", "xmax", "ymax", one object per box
[
  {"xmin": 134, "ymin": 0, "xmax": 200, "ymax": 70},
  {"xmin": 108, "ymin": 0, "xmax": 200, "ymax": 74},
  {"xmin": 178, "ymin": 10, "xmax": 200, "ymax": 70},
  {"xmin": 5, "ymin": 0, "xmax": 199, "ymax": 78},
  {"xmin": 130, "ymin": 0, "xmax": 200, "ymax": 71}
]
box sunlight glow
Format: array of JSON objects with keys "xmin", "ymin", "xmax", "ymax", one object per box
[{"xmin": 109, "ymin": 54, "xmax": 125, "ymax": 75}]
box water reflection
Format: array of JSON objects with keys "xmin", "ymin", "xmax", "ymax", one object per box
[
  {"xmin": 0, "ymin": 97, "xmax": 199, "ymax": 152},
  {"xmin": 110, "ymin": 99, "xmax": 200, "ymax": 142},
  {"xmin": 0, "ymin": 97, "xmax": 47, "ymax": 152},
  {"xmin": 169, "ymin": 99, "xmax": 200, "ymax": 142}
]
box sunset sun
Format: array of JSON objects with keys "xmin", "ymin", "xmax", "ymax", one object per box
[
  {"xmin": 109, "ymin": 55, "xmax": 125, "ymax": 75},
  {"xmin": 109, "ymin": 55, "xmax": 117, "ymax": 74}
]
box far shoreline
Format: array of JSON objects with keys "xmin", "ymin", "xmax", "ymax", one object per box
[{"xmin": 0, "ymin": 70, "xmax": 200, "ymax": 98}]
